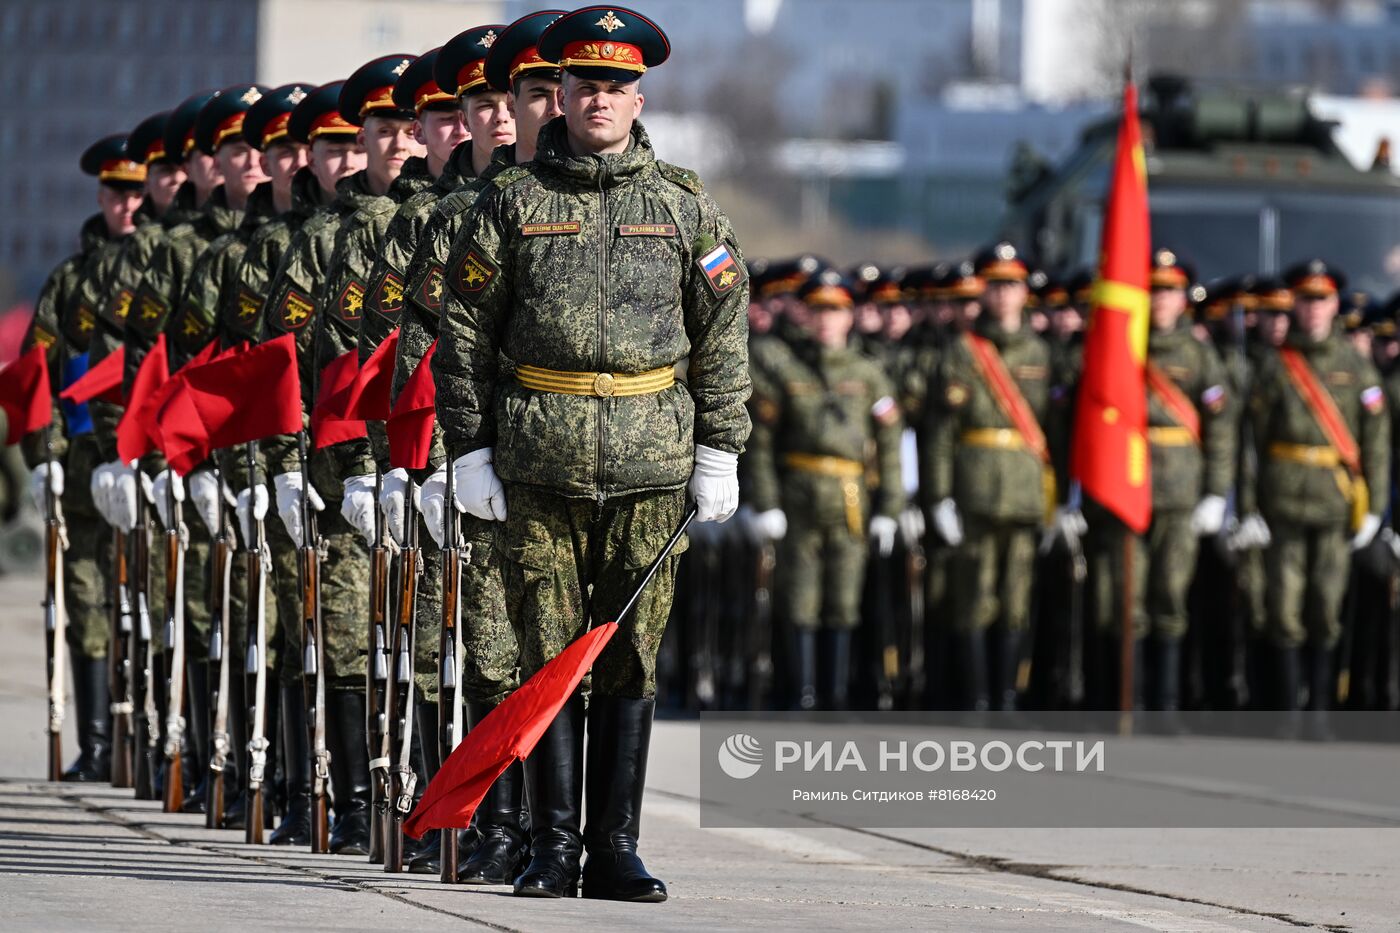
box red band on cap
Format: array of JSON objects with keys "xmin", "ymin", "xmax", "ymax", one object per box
[
  {"xmin": 559, "ymin": 39, "xmax": 646, "ymax": 73},
  {"xmin": 361, "ymin": 85, "xmax": 398, "ymax": 115},
  {"xmin": 510, "ymin": 46, "xmax": 554, "ymax": 80},
  {"xmin": 1150, "ymin": 266, "xmax": 1188, "ymax": 288},
  {"xmin": 455, "ymin": 60, "xmax": 488, "ymax": 96},
  {"xmin": 978, "ymin": 260, "xmax": 1027, "ymax": 282},
  {"xmin": 412, "ymin": 80, "xmax": 454, "ymax": 112},
  {"xmin": 99, "ymin": 159, "xmax": 147, "ymax": 183},
  {"xmin": 213, "ymin": 113, "xmax": 247, "ymax": 149},
  {"xmin": 261, "ymin": 112, "xmax": 292, "ymax": 147},
  {"xmin": 144, "ymin": 139, "xmax": 167, "ymax": 164},
  {"xmin": 309, "ymin": 110, "xmax": 357, "ymax": 139},
  {"xmin": 1293, "ymin": 274, "xmax": 1337, "ymax": 296}
]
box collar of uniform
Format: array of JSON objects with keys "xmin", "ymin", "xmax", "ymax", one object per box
[
  {"xmin": 79, "ymin": 213, "xmax": 113, "ymax": 251},
  {"xmin": 534, "ymin": 115, "xmax": 655, "ymax": 189},
  {"xmin": 388, "ymin": 155, "xmax": 435, "ymax": 201},
  {"xmin": 202, "ymin": 185, "xmax": 247, "ymax": 235},
  {"xmin": 164, "ymin": 181, "xmax": 204, "ymax": 228},
  {"xmin": 1148, "ymin": 320, "xmax": 1192, "ymax": 353},
  {"xmin": 333, "ymin": 169, "xmax": 380, "ymax": 210},
  {"xmin": 1284, "ymin": 325, "xmax": 1337, "ymax": 355},
  {"xmin": 973, "ymin": 313, "xmax": 1028, "ymax": 349}
]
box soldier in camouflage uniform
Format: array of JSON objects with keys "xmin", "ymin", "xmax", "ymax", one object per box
[
  {"xmin": 922, "ymin": 243, "xmax": 1051, "ymax": 712},
  {"xmin": 261, "ymin": 61, "xmax": 423, "ymax": 856},
  {"xmin": 435, "ymin": 7, "xmax": 749, "ymax": 901},
  {"xmin": 1242, "ymin": 261, "xmax": 1389, "ymax": 729},
  {"xmin": 230, "ymin": 81, "xmax": 360, "ymax": 848},
  {"xmin": 21, "ymin": 135, "xmax": 144, "ymax": 782},
  {"xmin": 745, "ymin": 271, "xmax": 903, "ymax": 710},
  {"xmin": 1083, "ymin": 250, "xmax": 1235, "ymax": 711}
]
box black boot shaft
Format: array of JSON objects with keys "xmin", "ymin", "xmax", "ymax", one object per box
[
  {"xmin": 327, "ymin": 689, "xmax": 373, "ymax": 855},
  {"xmin": 514, "ymin": 694, "xmax": 584, "ymax": 898},
  {"xmin": 581, "ymin": 696, "xmax": 667, "ymax": 902}
]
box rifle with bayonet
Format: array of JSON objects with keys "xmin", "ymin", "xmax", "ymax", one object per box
[
  {"xmin": 130, "ymin": 476, "xmax": 158, "ymax": 799},
  {"xmin": 42, "ymin": 432, "xmax": 67, "ymax": 782},
  {"xmin": 207, "ymin": 468, "xmax": 235, "ymax": 828},
  {"xmin": 383, "ymin": 477, "xmax": 419, "ymax": 872},
  {"xmin": 439, "ymin": 460, "xmax": 463, "ymax": 882},
  {"xmin": 297, "ymin": 432, "xmax": 330, "ymax": 852},
  {"xmin": 109, "ymin": 524, "xmax": 134, "ymax": 788},
  {"xmin": 243, "ymin": 442, "xmax": 270, "ymax": 843},
  {"xmin": 162, "ymin": 470, "xmax": 187, "ymax": 813},
  {"xmin": 366, "ymin": 469, "xmax": 392, "ymax": 864}
]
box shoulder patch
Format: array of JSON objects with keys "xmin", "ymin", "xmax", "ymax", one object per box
[
  {"xmin": 450, "ymin": 247, "xmax": 498, "ymax": 297},
  {"xmin": 277, "ymin": 287, "xmax": 315, "ymax": 330},
  {"xmin": 31, "ymin": 326, "xmax": 57, "ymax": 350},
  {"xmin": 872, "ymin": 395, "xmax": 899, "ymax": 426},
  {"xmin": 130, "ymin": 282, "xmax": 170, "ymax": 335},
  {"xmin": 174, "ymin": 306, "xmax": 212, "ymax": 345},
  {"xmin": 107, "ymin": 288, "xmax": 135, "ymax": 324},
  {"xmin": 657, "ymin": 160, "xmax": 703, "ymax": 194},
  {"xmin": 415, "ymin": 262, "xmax": 445, "ymax": 315},
  {"xmin": 1362, "ymin": 384, "xmax": 1385, "ymax": 414},
  {"xmin": 1201, "ymin": 384, "xmax": 1226, "ymax": 413},
  {"xmin": 492, "ymin": 166, "xmax": 531, "ymax": 190},
  {"xmin": 235, "ymin": 286, "xmax": 264, "ymax": 324},
  {"xmin": 371, "ymin": 271, "xmax": 405, "ymax": 318},
  {"xmin": 697, "ymin": 242, "xmax": 745, "ymax": 298},
  {"xmin": 75, "ymin": 304, "xmax": 97, "ymax": 334},
  {"xmin": 337, "ymin": 277, "xmax": 365, "ymax": 323}
]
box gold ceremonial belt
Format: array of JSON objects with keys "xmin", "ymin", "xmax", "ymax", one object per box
[
  {"xmin": 514, "ymin": 363, "xmax": 674, "ymax": 398},
  {"xmin": 1268, "ymin": 442, "xmax": 1340, "ymax": 468},
  {"xmin": 1147, "ymin": 426, "xmax": 1196, "ymax": 447},
  {"xmin": 960, "ymin": 428, "xmax": 1024, "ymax": 449},
  {"xmin": 782, "ymin": 452, "xmax": 864, "ymax": 478}
]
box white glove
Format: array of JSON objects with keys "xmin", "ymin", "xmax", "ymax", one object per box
[
  {"xmin": 236, "ymin": 484, "xmax": 268, "ymax": 548},
  {"xmin": 29, "ymin": 461, "xmax": 64, "ymax": 519},
  {"xmin": 933, "ymin": 498, "xmax": 964, "ymax": 546},
  {"xmin": 379, "ymin": 468, "xmax": 412, "ymax": 546},
  {"xmin": 273, "ymin": 472, "xmax": 325, "ymax": 547},
  {"xmin": 869, "ymin": 515, "xmax": 898, "ymax": 557},
  {"xmin": 108, "ymin": 463, "xmax": 143, "ymax": 532},
  {"xmin": 1040, "ymin": 505, "xmax": 1088, "ymax": 554},
  {"xmin": 151, "ymin": 469, "xmax": 185, "ymax": 531},
  {"xmin": 1190, "ymin": 494, "xmax": 1228, "ymax": 536},
  {"xmin": 421, "ymin": 465, "xmax": 448, "ymax": 548},
  {"xmin": 341, "ymin": 474, "xmax": 378, "ymax": 546},
  {"xmin": 1352, "ymin": 513, "xmax": 1382, "ymax": 551},
  {"xmin": 90, "ymin": 461, "xmax": 118, "ymax": 524},
  {"xmin": 452, "ymin": 448, "xmax": 506, "ymax": 522},
  {"xmin": 897, "ymin": 506, "xmax": 925, "ymax": 548},
  {"xmin": 188, "ymin": 470, "xmax": 232, "ymax": 536},
  {"xmin": 688, "ymin": 444, "xmax": 739, "ymax": 523},
  {"xmin": 752, "ymin": 508, "xmax": 787, "ymax": 542},
  {"xmin": 1228, "ymin": 513, "xmax": 1272, "ymax": 551}
]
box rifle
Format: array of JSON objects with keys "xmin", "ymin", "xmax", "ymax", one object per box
[
  {"xmin": 161, "ymin": 469, "xmax": 187, "ymax": 812},
  {"xmin": 243, "ymin": 442, "xmax": 270, "ymax": 844},
  {"xmin": 1064, "ymin": 529, "xmax": 1088, "ymax": 707},
  {"xmin": 746, "ymin": 539, "xmax": 776, "ymax": 711},
  {"xmin": 131, "ymin": 483, "xmax": 158, "ymax": 800},
  {"xmin": 297, "ymin": 432, "xmax": 330, "ymax": 853},
  {"xmin": 42, "ymin": 435, "xmax": 67, "ymax": 782},
  {"xmin": 366, "ymin": 470, "xmax": 392, "ymax": 864},
  {"xmin": 439, "ymin": 461, "xmax": 464, "ymax": 882},
  {"xmin": 903, "ymin": 531, "xmax": 928, "ymax": 708},
  {"xmin": 383, "ymin": 480, "xmax": 419, "ymax": 873},
  {"xmin": 206, "ymin": 468, "xmax": 234, "ymax": 829},
  {"xmin": 872, "ymin": 541, "xmax": 897, "ymax": 711},
  {"xmin": 109, "ymin": 526, "xmax": 134, "ymax": 788}
]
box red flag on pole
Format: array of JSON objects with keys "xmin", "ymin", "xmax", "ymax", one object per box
[
  {"xmin": 386, "ymin": 340, "xmax": 437, "ymax": 470},
  {"xmin": 130, "ymin": 336, "xmax": 221, "ymax": 461},
  {"xmin": 59, "ymin": 346, "xmax": 125, "ymax": 405},
  {"xmin": 1070, "ymin": 78, "xmax": 1152, "ymax": 534},
  {"xmin": 157, "ymin": 333, "xmax": 303, "ymax": 475},
  {"xmin": 116, "ymin": 335, "xmax": 169, "ymax": 462},
  {"xmin": 0, "ymin": 345, "xmax": 52, "ymax": 444},
  {"xmin": 342, "ymin": 328, "xmax": 399, "ymax": 422},
  {"xmin": 403, "ymin": 622, "xmax": 618, "ymax": 839},
  {"xmin": 309, "ymin": 348, "xmax": 367, "ymax": 449}
]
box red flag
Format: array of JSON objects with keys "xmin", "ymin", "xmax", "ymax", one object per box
[
  {"xmin": 133, "ymin": 336, "xmax": 220, "ymax": 461},
  {"xmin": 387, "ymin": 340, "xmax": 437, "ymax": 470},
  {"xmin": 309, "ymin": 348, "xmax": 367, "ymax": 449},
  {"xmin": 1070, "ymin": 79, "xmax": 1152, "ymax": 533},
  {"xmin": 157, "ymin": 333, "xmax": 303, "ymax": 475},
  {"xmin": 404, "ymin": 622, "xmax": 618, "ymax": 839},
  {"xmin": 116, "ymin": 336, "xmax": 169, "ymax": 462},
  {"xmin": 0, "ymin": 345, "xmax": 52, "ymax": 444},
  {"xmin": 342, "ymin": 328, "xmax": 399, "ymax": 422},
  {"xmin": 59, "ymin": 346, "xmax": 125, "ymax": 405}
]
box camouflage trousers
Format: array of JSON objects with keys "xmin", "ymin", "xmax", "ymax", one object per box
[
  {"xmin": 949, "ymin": 516, "xmax": 1037, "ymax": 634},
  {"xmin": 227, "ymin": 520, "xmax": 284, "ymax": 686},
  {"xmin": 500, "ymin": 484, "xmax": 687, "ymax": 699},
  {"xmin": 1264, "ymin": 520, "xmax": 1349, "ymax": 650},
  {"xmin": 149, "ymin": 514, "xmax": 213, "ymax": 661},
  {"xmin": 1087, "ymin": 509, "xmax": 1198, "ymax": 643},
  {"xmin": 1237, "ymin": 546, "xmax": 1268, "ymax": 635},
  {"xmin": 777, "ymin": 518, "xmax": 867, "ymax": 631},
  {"xmin": 273, "ymin": 508, "xmax": 371, "ymax": 692},
  {"xmin": 58, "ymin": 435, "xmax": 112, "ymax": 659}
]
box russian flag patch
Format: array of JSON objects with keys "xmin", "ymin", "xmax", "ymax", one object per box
[
  {"xmin": 1362, "ymin": 385, "xmax": 1385, "ymax": 414},
  {"xmin": 698, "ymin": 242, "xmax": 745, "ymax": 297}
]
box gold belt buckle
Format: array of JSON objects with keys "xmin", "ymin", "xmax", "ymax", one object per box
[
  {"xmin": 996, "ymin": 428, "xmax": 1014, "ymax": 446},
  {"xmin": 593, "ymin": 372, "xmax": 615, "ymax": 397},
  {"xmin": 1304, "ymin": 447, "xmax": 1321, "ymax": 465}
]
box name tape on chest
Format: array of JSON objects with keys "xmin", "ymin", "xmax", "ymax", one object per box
[
  {"xmin": 521, "ymin": 222, "xmax": 581, "ymax": 236},
  {"xmin": 618, "ymin": 223, "xmax": 676, "ymax": 237}
]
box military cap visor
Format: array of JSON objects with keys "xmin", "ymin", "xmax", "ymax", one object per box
[
  {"xmin": 165, "ymin": 90, "xmax": 220, "ymax": 161},
  {"xmin": 538, "ymin": 6, "xmax": 670, "ymax": 83},
  {"xmin": 341, "ymin": 55, "xmax": 418, "ymax": 126},
  {"xmin": 1150, "ymin": 249, "xmax": 1193, "ymax": 290},
  {"xmin": 1284, "ymin": 260, "xmax": 1345, "ymax": 298},
  {"xmin": 437, "ymin": 25, "xmax": 510, "ymax": 99},
  {"xmin": 243, "ymin": 83, "xmax": 312, "ymax": 151},
  {"xmin": 287, "ymin": 81, "xmax": 358, "ymax": 145},
  {"xmin": 194, "ymin": 85, "xmax": 271, "ymax": 155},
  {"xmin": 800, "ymin": 274, "xmax": 855, "ymax": 309},
  {"xmin": 485, "ymin": 10, "xmax": 566, "ymax": 93},
  {"xmin": 81, "ymin": 134, "xmax": 145, "ymax": 186},
  {"xmin": 973, "ymin": 243, "xmax": 1028, "ymax": 283},
  {"xmin": 390, "ymin": 49, "xmax": 454, "ymax": 115},
  {"xmin": 127, "ymin": 112, "xmax": 174, "ymax": 166}
]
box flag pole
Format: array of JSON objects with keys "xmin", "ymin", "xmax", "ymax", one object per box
[{"xmin": 1118, "ymin": 524, "xmax": 1135, "ymax": 734}]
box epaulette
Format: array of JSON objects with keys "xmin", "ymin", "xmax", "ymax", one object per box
[
  {"xmin": 492, "ymin": 165, "xmax": 532, "ymax": 189},
  {"xmin": 657, "ymin": 160, "xmax": 703, "ymax": 195}
]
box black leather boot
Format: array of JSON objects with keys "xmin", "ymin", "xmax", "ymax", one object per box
[
  {"xmin": 513, "ymin": 695, "xmax": 584, "ymax": 898},
  {"xmin": 1155, "ymin": 638, "xmax": 1185, "ymax": 733},
  {"xmin": 793, "ymin": 629, "xmax": 817, "ymax": 711},
  {"xmin": 459, "ymin": 702, "xmax": 528, "ymax": 884},
  {"xmin": 407, "ymin": 701, "xmax": 443, "ymax": 874},
  {"xmin": 327, "ymin": 689, "xmax": 373, "ymax": 855},
  {"xmin": 1304, "ymin": 645, "xmax": 1334, "ymax": 742},
  {"xmin": 821, "ymin": 630, "xmax": 852, "ymax": 711},
  {"xmin": 221, "ymin": 670, "xmax": 248, "ymax": 829},
  {"xmin": 62, "ymin": 655, "xmax": 112, "ymax": 782},
  {"xmin": 997, "ymin": 628, "xmax": 1021, "ymax": 712},
  {"xmin": 961, "ymin": 630, "xmax": 990, "ymax": 712},
  {"xmin": 1276, "ymin": 647, "xmax": 1303, "ymax": 739},
  {"xmin": 180, "ymin": 660, "xmax": 211, "ymax": 813},
  {"xmin": 270, "ymin": 683, "xmax": 311, "ymax": 846},
  {"xmin": 581, "ymin": 696, "xmax": 667, "ymax": 902}
]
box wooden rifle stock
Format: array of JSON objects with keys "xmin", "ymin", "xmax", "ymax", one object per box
[
  {"xmin": 110, "ymin": 528, "xmax": 134, "ymax": 787},
  {"xmin": 43, "ymin": 446, "xmax": 65, "ymax": 783},
  {"xmin": 439, "ymin": 460, "xmax": 462, "ymax": 883},
  {"xmin": 367, "ymin": 471, "xmax": 391, "ymax": 864},
  {"xmin": 162, "ymin": 476, "xmax": 187, "ymax": 814},
  {"xmin": 383, "ymin": 487, "xmax": 419, "ymax": 873}
]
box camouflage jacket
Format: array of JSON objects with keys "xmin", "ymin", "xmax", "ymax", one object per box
[
  {"xmin": 1143, "ymin": 323, "xmax": 1235, "ymax": 511},
  {"xmin": 315, "ymin": 158, "xmax": 434, "ymax": 479},
  {"xmin": 745, "ymin": 339, "xmax": 904, "ymax": 524},
  {"xmin": 1245, "ymin": 327, "xmax": 1389, "ymax": 525},
  {"xmin": 389, "ymin": 143, "xmax": 512, "ymax": 477},
  {"xmin": 179, "ymin": 183, "xmax": 276, "ymax": 361},
  {"xmin": 260, "ymin": 170, "xmax": 379, "ymax": 496},
  {"xmin": 922, "ymin": 315, "xmax": 1052, "ymax": 524},
  {"xmin": 19, "ymin": 214, "xmax": 115, "ymax": 466},
  {"xmin": 435, "ymin": 118, "xmax": 752, "ymax": 501}
]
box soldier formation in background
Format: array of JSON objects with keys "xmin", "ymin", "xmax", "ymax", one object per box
[{"xmin": 13, "ymin": 1, "xmax": 1400, "ymax": 908}]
